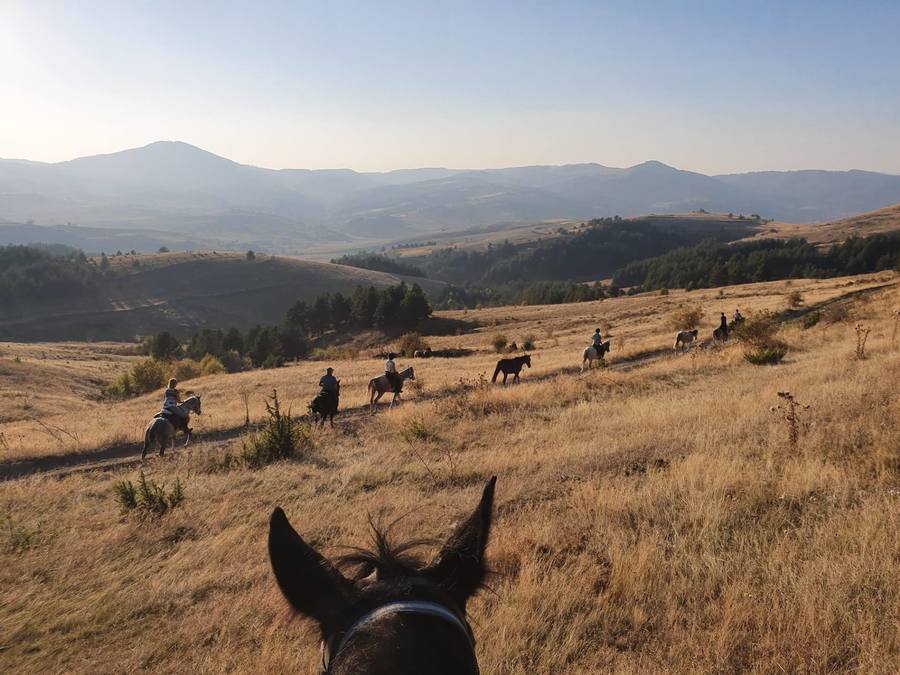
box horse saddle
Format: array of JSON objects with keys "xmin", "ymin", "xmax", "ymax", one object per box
[{"xmin": 155, "ymin": 410, "xmax": 186, "ymax": 428}]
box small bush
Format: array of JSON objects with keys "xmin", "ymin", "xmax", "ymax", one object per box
[
  {"xmin": 400, "ymin": 416, "xmax": 436, "ymax": 443},
  {"xmin": 734, "ymin": 311, "xmax": 780, "ymax": 348},
  {"xmin": 172, "ymin": 359, "xmax": 201, "ymax": 381},
  {"xmin": 220, "ymin": 350, "xmax": 246, "ymax": 373},
  {"xmin": 130, "ymin": 358, "xmax": 167, "ymax": 394},
  {"xmin": 199, "ymin": 353, "xmax": 226, "ymax": 376},
  {"xmin": 744, "ymin": 346, "xmax": 787, "ymax": 365},
  {"xmin": 802, "ymin": 311, "xmax": 821, "ymax": 330},
  {"xmin": 787, "ymin": 290, "xmax": 804, "ymax": 308},
  {"xmin": 397, "ymin": 332, "xmax": 430, "ymax": 356},
  {"xmin": 522, "ymin": 335, "xmax": 536, "ymax": 351},
  {"xmin": 114, "ymin": 472, "xmax": 185, "ymax": 516},
  {"xmin": 491, "ymin": 334, "xmax": 508, "ymax": 353},
  {"xmin": 823, "ymin": 304, "xmax": 850, "ymax": 324},
  {"xmin": 659, "ymin": 288, "xmax": 669, "ymax": 296},
  {"xmin": 241, "ymin": 390, "xmax": 311, "ymax": 468},
  {"xmin": 262, "ymin": 354, "xmax": 285, "ymax": 369},
  {"xmin": 667, "ymin": 305, "xmax": 703, "ymax": 331}
]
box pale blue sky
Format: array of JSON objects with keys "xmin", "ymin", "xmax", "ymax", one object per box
[{"xmin": 2, "ymin": 0, "xmax": 899, "ymax": 173}]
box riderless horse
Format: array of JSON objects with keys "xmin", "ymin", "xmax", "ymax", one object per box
[
  {"xmin": 142, "ymin": 395, "xmax": 202, "ymax": 459},
  {"xmin": 492, "ymin": 354, "xmax": 531, "ymax": 384},
  {"xmin": 367, "ymin": 366, "xmax": 415, "ymax": 411},
  {"xmin": 268, "ymin": 476, "xmax": 496, "ymax": 675},
  {"xmin": 310, "ymin": 381, "xmax": 340, "ymax": 428},
  {"xmin": 582, "ymin": 339, "xmax": 611, "ymax": 372},
  {"xmin": 673, "ymin": 329, "xmax": 699, "ymax": 353}
]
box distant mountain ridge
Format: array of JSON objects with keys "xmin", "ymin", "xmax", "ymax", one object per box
[{"xmin": 2, "ymin": 141, "xmax": 900, "ymax": 251}]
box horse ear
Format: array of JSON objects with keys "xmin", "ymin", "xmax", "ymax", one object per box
[
  {"xmin": 268, "ymin": 507, "xmax": 358, "ymax": 632},
  {"xmin": 423, "ymin": 476, "xmax": 496, "ymax": 611}
]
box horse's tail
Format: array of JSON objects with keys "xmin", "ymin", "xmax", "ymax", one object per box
[
  {"xmin": 674, "ymin": 335, "xmax": 680, "ymax": 350},
  {"xmin": 141, "ymin": 423, "xmax": 152, "ymax": 459},
  {"xmin": 491, "ymin": 363, "xmax": 502, "ymax": 383}
]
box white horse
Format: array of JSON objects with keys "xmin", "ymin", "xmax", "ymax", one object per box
[
  {"xmin": 581, "ymin": 340, "xmax": 611, "ymax": 372},
  {"xmin": 367, "ymin": 366, "xmax": 415, "ymax": 412},
  {"xmin": 142, "ymin": 395, "xmax": 202, "ymax": 459},
  {"xmin": 673, "ymin": 329, "xmax": 699, "ymax": 353}
]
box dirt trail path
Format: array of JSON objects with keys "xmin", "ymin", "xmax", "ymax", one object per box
[
  {"xmin": 0, "ymin": 349, "xmax": 665, "ymax": 480},
  {"xmin": 3, "ymin": 279, "xmax": 894, "ymax": 481}
]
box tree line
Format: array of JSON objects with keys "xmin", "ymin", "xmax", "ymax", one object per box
[
  {"xmin": 330, "ymin": 252, "xmax": 426, "ymax": 278},
  {"xmin": 145, "ymin": 282, "xmax": 433, "ymax": 369},
  {"xmin": 433, "ymin": 279, "xmax": 617, "ymax": 309},
  {"xmin": 0, "ymin": 245, "xmax": 101, "ymax": 310},
  {"xmin": 613, "ymin": 233, "xmax": 900, "ymax": 291}
]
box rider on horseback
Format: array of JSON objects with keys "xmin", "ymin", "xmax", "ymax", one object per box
[
  {"xmin": 160, "ymin": 378, "xmax": 189, "ymax": 432},
  {"xmin": 385, "ymin": 353, "xmax": 402, "ymax": 394},
  {"xmin": 319, "ymin": 367, "xmax": 339, "ymax": 402},
  {"xmin": 592, "ymin": 328, "xmax": 604, "ymax": 349},
  {"xmin": 319, "ymin": 367, "xmax": 338, "ymax": 394}
]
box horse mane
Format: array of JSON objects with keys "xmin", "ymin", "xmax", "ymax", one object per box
[{"xmin": 337, "ymin": 520, "xmax": 434, "ymax": 581}]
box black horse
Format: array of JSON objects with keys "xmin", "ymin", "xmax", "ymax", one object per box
[
  {"xmin": 269, "ymin": 476, "xmax": 497, "ymax": 675},
  {"xmin": 492, "ymin": 353, "xmax": 531, "ymax": 384},
  {"xmin": 309, "ymin": 382, "xmax": 340, "ymax": 428}
]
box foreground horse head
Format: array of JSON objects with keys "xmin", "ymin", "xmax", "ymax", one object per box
[{"xmin": 269, "ymin": 477, "xmax": 497, "ymax": 675}]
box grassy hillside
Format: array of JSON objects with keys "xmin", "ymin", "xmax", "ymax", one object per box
[
  {"xmin": 0, "ymin": 251, "xmax": 444, "ymax": 341},
  {"xmin": 753, "ymin": 202, "xmax": 900, "ymax": 245},
  {"xmin": 1, "ymin": 272, "xmax": 897, "ymax": 673}
]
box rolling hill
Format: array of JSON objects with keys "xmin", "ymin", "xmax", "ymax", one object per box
[
  {"xmin": 756, "ymin": 202, "xmax": 900, "ymax": 245},
  {"xmin": 0, "ymin": 251, "xmax": 443, "ymax": 341},
  {"xmin": 3, "ymin": 142, "xmax": 900, "ymax": 252}
]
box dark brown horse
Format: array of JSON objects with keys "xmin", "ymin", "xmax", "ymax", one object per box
[
  {"xmin": 269, "ymin": 477, "xmax": 497, "ymax": 675},
  {"xmin": 309, "ymin": 382, "xmax": 340, "ymax": 428},
  {"xmin": 491, "ymin": 354, "xmax": 531, "ymax": 384}
]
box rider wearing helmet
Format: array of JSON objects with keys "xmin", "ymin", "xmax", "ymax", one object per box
[{"xmin": 591, "ymin": 328, "xmax": 604, "ymax": 349}]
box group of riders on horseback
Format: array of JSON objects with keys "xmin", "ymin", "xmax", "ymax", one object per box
[{"xmin": 144, "ymin": 308, "xmax": 746, "ymax": 453}]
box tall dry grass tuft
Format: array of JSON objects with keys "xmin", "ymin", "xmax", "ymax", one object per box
[
  {"xmin": 240, "ymin": 389, "xmax": 311, "ymax": 467},
  {"xmin": 855, "ymin": 323, "xmax": 872, "ymax": 359},
  {"xmin": 770, "ymin": 391, "xmax": 810, "ymax": 449}
]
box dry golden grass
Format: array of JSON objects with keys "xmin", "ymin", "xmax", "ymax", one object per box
[
  {"xmin": 752, "ymin": 202, "xmax": 900, "ymax": 245},
  {"xmin": 1, "ymin": 273, "xmax": 899, "ymax": 673}
]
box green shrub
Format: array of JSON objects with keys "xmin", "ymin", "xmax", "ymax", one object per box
[
  {"xmin": 130, "ymin": 358, "xmax": 167, "ymax": 393},
  {"xmin": 114, "ymin": 472, "xmax": 185, "ymax": 516},
  {"xmin": 172, "ymin": 358, "xmax": 201, "ymax": 381},
  {"xmin": 401, "ymin": 416, "xmax": 436, "ymax": 443},
  {"xmin": 802, "ymin": 311, "xmax": 821, "ymax": 329},
  {"xmin": 199, "ymin": 353, "xmax": 226, "ymax": 376},
  {"xmin": 241, "ymin": 390, "xmax": 311, "ymax": 468},
  {"xmin": 787, "ymin": 290, "xmax": 804, "ymax": 308},
  {"xmin": 398, "ymin": 332, "xmax": 430, "ymax": 355},
  {"xmin": 522, "ymin": 335, "xmax": 536, "ymax": 351},
  {"xmin": 491, "ymin": 334, "xmax": 508, "ymax": 353},
  {"xmin": 744, "ymin": 346, "xmax": 787, "ymax": 365},
  {"xmin": 734, "ymin": 311, "xmax": 780, "ymax": 347},
  {"xmin": 262, "ymin": 354, "xmax": 285, "ymax": 369},
  {"xmin": 668, "ymin": 304, "xmax": 703, "ymax": 331},
  {"xmin": 220, "ymin": 349, "xmax": 246, "ymax": 373}
]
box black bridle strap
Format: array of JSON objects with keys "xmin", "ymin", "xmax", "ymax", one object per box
[{"xmin": 320, "ymin": 600, "xmax": 474, "ymax": 673}]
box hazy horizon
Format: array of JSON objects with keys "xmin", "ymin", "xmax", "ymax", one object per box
[{"xmin": 3, "ymin": 1, "xmax": 900, "ymax": 174}]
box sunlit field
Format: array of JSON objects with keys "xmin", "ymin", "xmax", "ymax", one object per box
[{"xmin": 1, "ymin": 272, "xmax": 899, "ymax": 673}]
